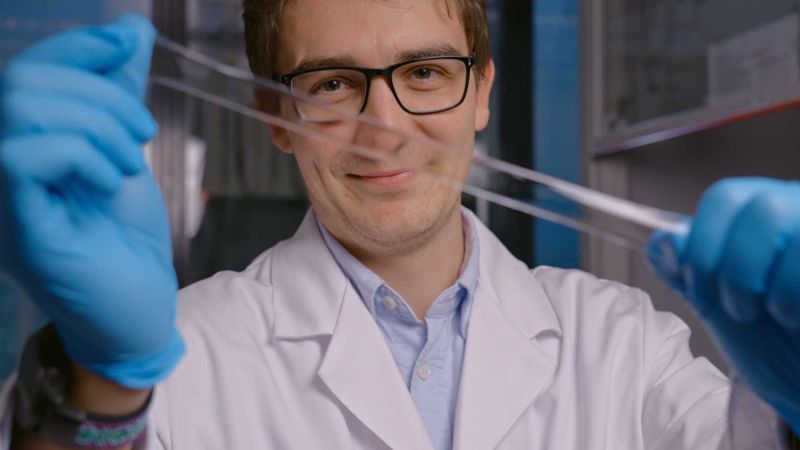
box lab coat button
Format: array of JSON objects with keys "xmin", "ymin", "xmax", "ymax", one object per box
[
  {"xmin": 417, "ymin": 363, "xmax": 431, "ymax": 380},
  {"xmin": 382, "ymin": 295, "xmax": 397, "ymax": 311}
]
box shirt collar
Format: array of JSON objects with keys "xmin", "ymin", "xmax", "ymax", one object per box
[{"xmin": 317, "ymin": 207, "xmax": 480, "ymax": 337}]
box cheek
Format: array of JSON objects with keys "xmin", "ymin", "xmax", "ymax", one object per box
[
  {"xmin": 418, "ymin": 113, "xmax": 471, "ymax": 144},
  {"xmin": 415, "ymin": 106, "xmax": 476, "ymax": 170},
  {"xmin": 288, "ymin": 133, "xmax": 358, "ymax": 203},
  {"xmin": 287, "ymin": 125, "xmax": 348, "ymax": 164},
  {"xmin": 417, "ymin": 87, "xmax": 478, "ymax": 143},
  {"xmin": 293, "ymin": 152, "xmax": 342, "ymax": 212},
  {"xmin": 287, "ymin": 136, "xmax": 332, "ymax": 191}
]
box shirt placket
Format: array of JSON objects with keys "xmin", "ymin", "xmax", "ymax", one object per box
[{"xmin": 410, "ymin": 315, "xmax": 447, "ymax": 388}]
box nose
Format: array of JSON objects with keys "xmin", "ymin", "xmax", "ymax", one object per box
[
  {"xmin": 362, "ymin": 75, "xmax": 403, "ymax": 120},
  {"xmin": 353, "ymin": 76, "xmax": 405, "ymax": 155}
]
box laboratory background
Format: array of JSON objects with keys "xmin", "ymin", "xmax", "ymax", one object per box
[{"xmin": 2, "ymin": 0, "xmax": 800, "ymax": 383}]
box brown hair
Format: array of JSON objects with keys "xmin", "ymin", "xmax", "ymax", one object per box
[{"xmin": 242, "ymin": 0, "xmax": 491, "ymax": 79}]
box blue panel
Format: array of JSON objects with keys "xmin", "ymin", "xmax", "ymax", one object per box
[{"xmin": 533, "ymin": 0, "xmax": 580, "ymax": 268}]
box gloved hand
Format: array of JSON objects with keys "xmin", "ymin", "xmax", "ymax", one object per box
[
  {"xmin": 647, "ymin": 178, "xmax": 800, "ymax": 433},
  {"xmin": 0, "ymin": 14, "xmax": 184, "ymax": 388}
]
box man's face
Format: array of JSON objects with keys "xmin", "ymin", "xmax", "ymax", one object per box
[{"xmin": 271, "ymin": 0, "xmax": 494, "ymax": 255}]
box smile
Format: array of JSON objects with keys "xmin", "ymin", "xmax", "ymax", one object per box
[{"xmin": 346, "ymin": 170, "xmax": 418, "ymax": 190}]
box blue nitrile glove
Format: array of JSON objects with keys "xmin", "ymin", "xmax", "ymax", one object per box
[
  {"xmin": 647, "ymin": 177, "xmax": 800, "ymax": 433},
  {"xmin": 0, "ymin": 14, "xmax": 184, "ymax": 388}
]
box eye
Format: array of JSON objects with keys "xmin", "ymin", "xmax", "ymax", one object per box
[
  {"xmin": 413, "ymin": 67, "xmax": 434, "ymax": 79},
  {"xmin": 315, "ymin": 78, "xmax": 346, "ymax": 94},
  {"xmin": 410, "ymin": 66, "xmax": 440, "ymax": 80}
]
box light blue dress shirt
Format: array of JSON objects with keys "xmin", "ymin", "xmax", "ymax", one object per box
[{"xmin": 317, "ymin": 213, "xmax": 479, "ymax": 450}]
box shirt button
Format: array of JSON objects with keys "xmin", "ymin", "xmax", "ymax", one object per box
[
  {"xmin": 382, "ymin": 295, "xmax": 397, "ymax": 311},
  {"xmin": 417, "ymin": 363, "xmax": 431, "ymax": 381}
]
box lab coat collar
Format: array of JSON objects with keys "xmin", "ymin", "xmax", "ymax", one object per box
[
  {"xmin": 271, "ymin": 210, "xmax": 434, "ymax": 449},
  {"xmin": 270, "ymin": 209, "xmax": 563, "ymax": 449},
  {"xmin": 271, "ymin": 209, "xmax": 562, "ymax": 341},
  {"xmin": 317, "ymin": 207, "xmax": 480, "ymax": 338},
  {"xmin": 466, "ymin": 208, "xmax": 562, "ymax": 340},
  {"xmin": 452, "ymin": 210, "xmax": 562, "ymax": 449},
  {"xmin": 318, "ymin": 281, "xmax": 435, "ymax": 450},
  {"xmin": 270, "ymin": 210, "xmax": 347, "ymax": 338}
]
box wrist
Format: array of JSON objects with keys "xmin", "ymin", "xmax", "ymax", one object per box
[
  {"xmin": 14, "ymin": 325, "xmax": 153, "ymax": 448},
  {"xmin": 68, "ymin": 363, "xmax": 151, "ymax": 416}
]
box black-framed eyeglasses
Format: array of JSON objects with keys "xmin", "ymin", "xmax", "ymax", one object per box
[{"xmin": 278, "ymin": 56, "xmax": 475, "ymax": 123}]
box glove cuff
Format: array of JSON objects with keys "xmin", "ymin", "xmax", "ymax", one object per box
[{"xmin": 72, "ymin": 331, "xmax": 186, "ymax": 389}]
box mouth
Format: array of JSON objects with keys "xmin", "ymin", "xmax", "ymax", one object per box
[{"xmin": 346, "ymin": 169, "xmax": 418, "ymax": 190}]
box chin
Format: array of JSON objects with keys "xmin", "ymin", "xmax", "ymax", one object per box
[{"xmin": 347, "ymin": 194, "xmax": 458, "ymax": 251}]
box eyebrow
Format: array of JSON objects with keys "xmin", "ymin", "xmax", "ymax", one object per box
[
  {"xmin": 287, "ymin": 44, "xmax": 466, "ymax": 75},
  {"xmin": 396, "ymin": 44, "xmax": 464, "ymax": 63},
  {"xmin": 289, "ymin": 56, "xmax": 361, "ymax": 75}
]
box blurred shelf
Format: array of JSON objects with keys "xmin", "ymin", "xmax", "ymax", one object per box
[{"xmin": 594, "ymin": 87, "xmax": 800, "ymax": 156}]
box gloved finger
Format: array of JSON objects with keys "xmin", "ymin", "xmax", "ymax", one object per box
[
  {"xmin": 1, "ymin": 137, "xmax": 117, "ymax": 246},
  {"xmin": 766, "ymin": 222, "xmax": 800, "ymax": 329},
  {"xmin": 681, "ymin": 178, "xmax": 778, "ymax": 313},
  {"xmin": 12, "ymin": 14, "xmax": 154, "ymax": 78},
  {"xmin": 13, "ymin": 16, "xmax": 136, "ymax": 72},
  {"xmin": 717, "ymin": 183, "xmax": 800, "ymax": 322},
  {"xmin": 0, "ymin": 134, "xmax": 123, "ymax": 197},
  {"xmin": 2, "ymin": 62, "xmax": 157, "ymax": 142},
  {"xmin": 12, "ymin": 14, "xmax": 155, "ymax": 100},
  {"xmin": 107, "ymin": 170, "xmax": 174, "ymax": 261},
  {"xmin": 2, "ymin": 91, "xmax": 145, "ymax": 175}
]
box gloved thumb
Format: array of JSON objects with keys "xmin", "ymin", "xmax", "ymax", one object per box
[
  {"xmin": 646, "ymin": 222, "xmax": 691, "ymax": 293},
  {"xmin": 104, "ymin": 13, "xmax": 156, "ymax": 99}
]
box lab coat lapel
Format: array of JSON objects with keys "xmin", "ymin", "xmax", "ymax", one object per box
[
  {"xmin": 318, "ymin": 285, "xmax": 434, "ymax": 450},
  {"xmin": 272, "ymin": 211, "xmax": 433, "ymax": 450},
  {"xmin": 453, "ymin": 214, "xmax": 561, "ymax": 449}
]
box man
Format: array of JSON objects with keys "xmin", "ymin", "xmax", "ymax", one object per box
[{"xmin": 1, "ymin": 1, "xmax": 799, "ymax": 449}]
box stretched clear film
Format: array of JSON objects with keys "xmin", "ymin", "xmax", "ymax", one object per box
[{"xmin": 150, "ymin": 34, "xmax": 689, "ymax": 255}]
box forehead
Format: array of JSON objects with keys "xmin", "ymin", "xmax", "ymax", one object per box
[{"xmin": 277, "ymin": 0, "xmax": 469, "ymax": 72}]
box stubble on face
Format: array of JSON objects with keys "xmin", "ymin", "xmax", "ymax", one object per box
[
  {"xmin": 276, "ymin": 0, "xmax": 480, "ymax": 258},
  {"xmin": 299, "ymin": 142, "xmax": 467, "ymax": 257}
]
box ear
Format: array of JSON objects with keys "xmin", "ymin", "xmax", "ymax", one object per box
[
  {"xmin": 269, "ymin": 124, "xmax": 293, "ymax": 154},
  {"xmin": 254, "ymin": 88, "xmax": 293, "ymax": 154},
  {"xmin": 474, "ymin": 59, "xmax": 496, "ymax": 132}
]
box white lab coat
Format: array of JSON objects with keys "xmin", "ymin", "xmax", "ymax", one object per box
[{"xmin": 0, "ymin": 210, "xmax": 785, "ymax": 449}]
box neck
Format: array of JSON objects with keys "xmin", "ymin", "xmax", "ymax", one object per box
[{"xmin": 356, "ymin": 208, "xmax": 466, "ymax": 320}]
